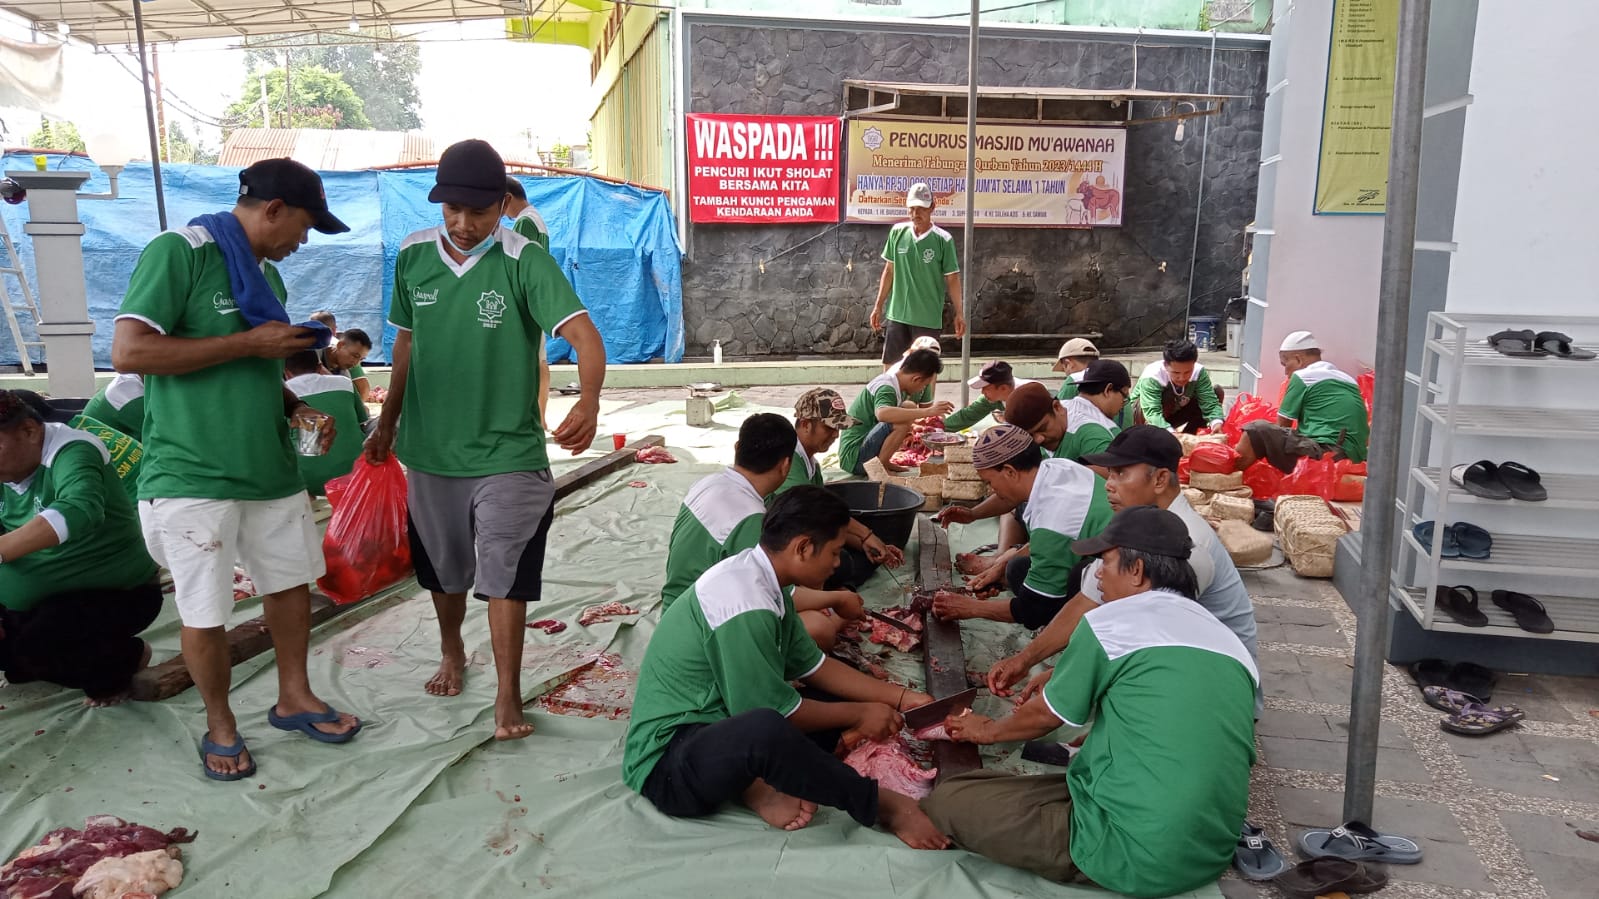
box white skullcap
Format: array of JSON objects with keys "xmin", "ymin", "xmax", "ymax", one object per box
[{"xmin": 1280, "ymin": 330, "xmax": 1320, "ymax": 352}]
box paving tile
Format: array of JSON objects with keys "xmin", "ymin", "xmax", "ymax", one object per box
[
  {"xmin": 1275, "ymin": 620, "xmax": 1348, "ymax": 648},
  {"xmin": 1326, "ymin": 716, "xmax": 1414, "ymax": 750},
  {"xmin": 1455, "ymin": 750, "xmax": 1599, "ymax": 805},
  {"xmin": 1274, "ymin": 788, "xmax": 1492, "ymax": 892},
  {"xmin": 1439, "ymin": 729, "xmax": 1540, "ymax": 764},
  {"xmin": 1263, "ymin": 672, "xmax": 1318, "ymax": 705},
  {"xmin": 1257, "ymin": 649, "xmax": 1305, "ymax": 677},
  {"xmin": 1297, "ymin": 655, "xmax": 1356, "ymax": 705},
  {"xmin": 1216, "ymin": 878, "xmax": 1263, "ymax": 899},
  {"xmin": 1517, "ymin": 850, "xmax": 1599, "ymax": 899},
  {"xmin": 1500, "ymin": 811, "xmax": 1599, "ymax": 860},
  {"xmin": 1254, "ymin": 604, "xmax": 1340, "ymax": 628},
  {"xmin": 1257, "ymin": 709, "xmax": 1339, "ymax": 742},
  {"xmin": 1258, "ymin": 735, "xmax": 1431, "ymax": 784}
]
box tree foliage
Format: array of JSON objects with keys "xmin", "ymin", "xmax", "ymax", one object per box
[
  {"xmin": 225, "ymin": 65, "xmax": 372, "ymax": 131},
  {"xmin": 244, "ymin": 29, "xmax": 421, "ymax": 131},
  {"xmin": 25, "ymin": 117, "xmax": 86, "ymax": 153},
  {"xmin": 166, "ymin": 121, "xmax": 219, "ymax": 165}
]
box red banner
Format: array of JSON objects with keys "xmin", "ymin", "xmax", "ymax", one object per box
[{"xmin": 686, "ymin": 113, "xmax": 841, "ymax": 224}]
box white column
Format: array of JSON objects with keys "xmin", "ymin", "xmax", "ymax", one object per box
[{"xmin": 5, "ymin": 170, "xmax": 97, "ymax": 397}]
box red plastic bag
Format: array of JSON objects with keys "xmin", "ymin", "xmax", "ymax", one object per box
[
  {"xmin": 1189, "ymin": 443, "xmax": 1240, "ymax": 474},
  {"xmin": 1332, "ymin": 460, "xmax": 1367, "ymax": 502},
  {"xmin": 1278, "ymin": 457, "xmax": 1368, "ymax": 502},
  {"xmin": 1221, "ymin": 393, "xmax": 1279, "ymax": 443},
  {"xmin": 1357, "ymin": 370, "xmax": 1375, "ymax": 421},
  {"xmin": 1241, "ymin": 460, "xmax": 1284, "ymax": 499},
  {"xmin": 317, "ymin": 457, "xmax": 413, "ymax": 605},
  {"xmin": 1178, "ymin": 456, "xmax": 1192, "ymax": 485}
]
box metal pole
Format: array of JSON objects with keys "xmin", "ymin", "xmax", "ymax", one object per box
[
  {"xmin": 1183, "ymin": 30, "xmax": 1217, "ymax": 324},
  {"xmin": 1343, "ymin": 0, "xmax": 1431, "ymax": 824},
  {"xmin": 132, "ymin": 0, "xmax": 168, "ymax": 229},
  {"xmin": 959, "ymin": 0, "xmax": 979, "ymax": 407}
]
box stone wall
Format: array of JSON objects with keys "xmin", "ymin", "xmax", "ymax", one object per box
[{"xmin": 682, "ymin": 22, "xmax": 1268, "ymax": 358}]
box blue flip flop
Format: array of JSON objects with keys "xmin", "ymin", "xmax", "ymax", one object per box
[
  {"xmin": 1413, "ymin": 521, "xmax": 1460, "ymax": 558},
  {"xmin": 1451, "ymin": 522, "xmax": 1492, "ymax": 559},
  {"xmin": 268, "ymin": 705, "xmax": 363, "ymax": 744},
  {"xmin": 1299, "ymin": 819, "xmax": 1423, "ymax": 864},
  {"xmin": 199, "ymin": 732, "xmax": 257, "ymax": 782}
]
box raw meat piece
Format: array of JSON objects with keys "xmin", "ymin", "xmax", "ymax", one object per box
[
  {"xmin": 633, "ymin": 446, "xmax": 677, "ymax": 464},
  {"xmin": 0, "ymin": 817, "xmax": 194, "ymax": 899},
  {"xmin": 844, "ymin": 738, "xmax": 937, "ymax": 799},
  {"xmin": 527, "ymin": 619, "xmax": 567, "ymax": 635},
  {"xmin": 911, "ymin": 723, "xmax": 950, "ymax": 741},
  {"xmin": 367, "ymin": 386, "xmax": 388, "ymax": 404},
  {"xmin": 627, "ymin": 480, "xmax": 649, "ymax": 488},
  {"xmin": 954, "ymin": 552, "xmax": 991, "ymax": 576},
  {"xmin": 866, "ymin": 607, "xmax": 923, "ymax": 653},
  {"xmin": 577, "ymin": 601, "xmax": 640, "ymax": 627},
  {"xmin": 74, "ymin": 849, "xmax": 182, "ymax": 899}
]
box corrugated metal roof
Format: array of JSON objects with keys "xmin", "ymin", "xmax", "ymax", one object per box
[{"xmin": 218, "ymin": 128, "xmax": 436, "ymax": 170}]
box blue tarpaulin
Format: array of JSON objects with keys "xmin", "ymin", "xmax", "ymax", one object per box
[{"xmin": 0, "ymin": 153, "xmax": 684, "ymax": 366}]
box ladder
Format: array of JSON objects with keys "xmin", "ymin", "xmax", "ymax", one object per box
[{"xmin": 0, "ymin": 214, "xmax": 44, "ymax": 375}]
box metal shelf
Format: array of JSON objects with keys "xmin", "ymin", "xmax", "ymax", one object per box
[
  {"xmin": 1417, "ymin": 404, "xmax": 1599, "ymax": 438},
  {"xmin": 1400, "ymin": 529, "xmax": 1599, "ymax": 578},
  {"xmin": 1413, "ymin": 467, "xmax": 1599, "ymax": 511},
  {"xmin": 1424, "ymin": 338, "xmax": 1599, "ymax": 370},
  {"xmin": 1394, "ymin": 586, "xmax": 1599, "ymax": 644}
]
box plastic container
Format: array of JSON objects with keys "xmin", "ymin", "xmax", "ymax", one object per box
[
  {"xmin": 1189, "ymin": 315, "xmax": 1221, "ymax": 351},
  {"xmin": 712, "ymin": 340, "xmax": 723, "ymax": 365},
  {"xmin": 1225, "ymin": 319, "xmax": 1242, "ymax": 357},
  {"xmin": 825, "ymin": 481, "xmax": 925, "ymax": 549}
]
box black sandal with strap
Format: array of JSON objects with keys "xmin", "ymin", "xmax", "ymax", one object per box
[{"xmin": 1435, "ymin": 585, "xmax": 1488, "ymax": 627}]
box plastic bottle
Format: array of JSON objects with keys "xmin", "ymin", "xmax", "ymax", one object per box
[{"xmin": 713, "ymin": 339, "xmax": 723, "ymax": 365}]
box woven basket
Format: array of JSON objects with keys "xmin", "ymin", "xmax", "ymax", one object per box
[
  {"xmin": 1182, "ymin": 487, "xmax": 1209, "ymax": 508},
  {"xmin": 1190, "ymin": 470, "xmax": 1245, "ymax": 492},
  {"xmin": 863, "ymin": 459, "xmax": 943, "ymax": 510},
  {"xmin": 1218, "ymin": 486, "xmax": 1254, "ymax": 498},
  {"xmin": 943, "ymin": 478, "xmax": 989, "ymax": 501},
  {"xmin": 946, "ymin": 462, "xmax": 981, "ymax": 482},
  {"xmin": 944, "ymin": 444, "xmax": 974, "ymax": 464},
  {"xmin": 918, "ymin": 461, "xmax": 949, "ymax": 477},
  {"xmin": 1210, "ymin": 493, "xmax": 1255, "ymax": 522},
  {"xmin": 1274, "ymin": 495, "xmax": 1347, "ymax": 578},
  {"xmin": 1216, "ymin": 520, "xmax": 1274, "ymax": 566}
]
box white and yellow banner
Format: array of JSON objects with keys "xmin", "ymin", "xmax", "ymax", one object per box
[{"xmin": 845, "ymin": 118, "xmax": 1127, "ymax": 228}]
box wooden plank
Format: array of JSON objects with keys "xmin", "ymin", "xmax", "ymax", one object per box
[
  {"xmin": 131, "ymin": 435, "xmax": 667, "ymax": 701},
  {"xmin": 918, "ymin": 516, "xmax": 982, "ymax": 782}
]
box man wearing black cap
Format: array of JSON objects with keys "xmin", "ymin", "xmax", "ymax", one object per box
[
  {"xmin": 365, "ymin": 139, "xmax": 606, "ymax": 743},
  {"xmin": 113, "ymin": 157, "xmax": 361, "ymax": 781},
  {"xmin": 986, "ymin": 426, "xmax": 1260, "ymax": 715},
  {"xmin": 941, "ymin": 360, "xmax": 1035, "ymax": 432},
  {"xmin": 925, "ymin": 505, "xmax": 1258, "ymax": 898}
]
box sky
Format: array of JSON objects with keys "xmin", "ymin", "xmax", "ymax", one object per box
[{"xmin": 2, "ymin": 17, "xmax": 595, "ymax": 162}]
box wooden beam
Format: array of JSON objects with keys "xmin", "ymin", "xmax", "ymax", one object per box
[
  {"xmin": 918, "ymin": 517, "xmax": 981, "ymax": 782},
  {"xmin": 131, "ymin": 436, "xmax": 667, "ymax": 701}
]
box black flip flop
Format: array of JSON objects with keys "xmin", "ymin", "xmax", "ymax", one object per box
[
  {"xmin": 1446, "ymin": 661, "xmax": 1498, "ymax": 700},
  {"xmin": 1435, "ymin": 585, "xmax": 1488, "ymax": 627},
  {"xmin": 1450, "ymin": 460, "xmax": 1511, "ymax": 500},
  {"xmin": 1534, "ymin": 331, "xmax": 1598, "ymax": 360},
  {"xmin": 1497, "ymin": 462, "xmax": 1547, "ymax": 501},
  {"xmin": 1274, "ymin": 857, "xmax": 1389, "ymax": 897},
  {"xmin": 1440, "ymin": 701, "xmax": 1526, "ymax": 736},
  {"xmin": 1486, "ymin": 329, "xmax": 1548, "ymax": 358},
  {"xmin": 1492, "ymin": 590, "xmax": 1555, "ymax": 634},
  {"xmin": 1409, "ymin": 658, "xmax": 1452, "ymax": 690},
  {"xmin": 1234, "ymin": 821, "xmax": 1289, "ymax": 881}
]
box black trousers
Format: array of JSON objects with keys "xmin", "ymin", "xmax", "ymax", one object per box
[
  {"xmin": 641, "ymin": 707, "xmax": 879, "ymax": 827},
  {"xmin": 1006, "ymin": 556, "xmax": 1087, "ymax": 630},
  {"xmin": 824, "ymin": 546, "xmax": 879, "ymax": 592},
  {"xmin": 0, "ymin": 581, "xmax": 163, "ymax": 699}
]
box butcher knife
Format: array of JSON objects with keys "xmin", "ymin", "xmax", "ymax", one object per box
[
  {"xmin": 902, "ymin": 688, "xmax": 978, "ymax": 732},
  {"xmin": 866, "ymin": 608, "xmax": 919, "ymax": 635}
]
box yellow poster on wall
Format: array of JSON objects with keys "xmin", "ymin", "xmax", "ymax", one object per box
[{"xmin": 1314, "ymin": 0, "xmax": 1400, "ymax": 214}]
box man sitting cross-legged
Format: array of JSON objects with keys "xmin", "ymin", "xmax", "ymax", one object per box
[
  {"xmin": 924, "ymin": 505, "xmax": 1258, "ymax": 898},
  {"xmin": 625, "ymin": 486, "xmax": 950, "ymax": 850}
]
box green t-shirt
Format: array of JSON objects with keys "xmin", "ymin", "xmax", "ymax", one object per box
[
  {"xmin": 511, "ymin": 207, "xmax": 551, "ymax": 252},
  {"xmin": 943, "ymin": 396, "xmax": 1001, "ymax": 433},
  {"xmin": 1053, "ymin": 395, "xmax": 1122, "ymax": 463},
  {"xmin": 67, "ymin": 414, "xmax": 142, "ymax": 504},
  {"xmin": 1019, "ymin": 458, "xmax": 1113, "ymax": 598},
  {"xmin": 624, "ymin": 547, "xmax": 824, "ymax": 791},
  {"xmin": 81, "ymin": 373, "xmax": 145, "ymax": 440},
  {"xmin": 881, "ymin": 221, "xmax": 959, "ymax": 330},
  {"xmin": 661, "ymin": 468, "xmax": 767, "ymax": 605},
  {"xmin": 1281, "ymin": 362, "xmax": 1370, "ymax": 463},
  {"xmin": 349, "ymin": 363, "xmax": 366, "ymax": 380},
  {"xmin": 1056, "ymin": 372, "xmax": 1082, "ymax": 402},
  {"xmin": 1133, "ymin": 362, "xmax": 1223, "ymax": 430},
  {"xmin": 1042, "ymin": 590, "xmax": 1258, "ymax": 897},
  {"xmin": 286, "ymin": 373, "xmax": 370, "ymax": 496},
  {"xmin": 116, "ymin": 227, "xmax": 303, "ymax": 501},
  {"xmin": 389, "ymin": 226, "xmax": 587, "ymax": 477},
  {"xmin": 837, "ymin": 371, "xmax": 903, "ymax": 474},
  {"xmin": 775, "ymin": 443, "xmax": 824, "ymax": 497},
  {"xmin": 0, "ymin": 425, "xmax": 159, "ymax": 611}
]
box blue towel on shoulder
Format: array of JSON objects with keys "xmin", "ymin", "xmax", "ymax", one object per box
[{"xmin": 189, "ymin": 212, "xmax": 331, "ymax": 349}]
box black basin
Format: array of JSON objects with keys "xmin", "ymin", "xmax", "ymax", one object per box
[{"xmin": 825, "ymin": 481, "xmax": 925, "ymax": 549}]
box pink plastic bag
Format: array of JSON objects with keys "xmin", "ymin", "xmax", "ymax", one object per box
[{"xmin": 317, "ymin": 457, "xmax": 413, "ymax": 605}]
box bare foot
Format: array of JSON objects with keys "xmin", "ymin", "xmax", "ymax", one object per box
[
  {"xmin": 879, "ymin": 790, "xmax": 951, "ymax": 850},
  {"xmin": 86, "ymin": 640, "xmax": 154, "ymax": 708},
  {"xmin": 494, "ymin": 698, "xmax": 535, "ymax": 741},
  {"xmin": 425, "ymin": 653, "xmax": 466, "ymax": 696},
  {"xmin": 742, "ymin": 779, "xmax": 815, "ymax": 831}
]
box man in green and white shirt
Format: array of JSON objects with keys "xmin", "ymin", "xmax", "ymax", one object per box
[
  {"xmin": 114, "ymin": 157, "xmax": 362, "ymax": 779},
  {"xmin": 1005, "ymin": 361, "xmax": 1130, "ymax": 466},
  {"xmin": 365, "ymin": 139, "xmax": 606, "ymax": 742},
  {"xmin": 0, "ymin": 392, "xmax": 161, "ymax": 706},
  {"xmin": 931, "ymin": 425, "xmax": 1112, "ymax": 628},
  {"xmin": 284, "ymin": 350, "xmax": 368, "ymax": 495},
  {"xmin": 1133, "ymin": 339, "xmax": 1224, "ymax": 435},
  {"xmin": 626, "ymin": 486, "xmax": 948, "ymax": 850},
  {"xmin": 870, "ymin": 183, "xmax": 964, "ymax": 366},
  {"xmin": 943, "ymin": 360, "xmax": 1038, "ymax": 432},
  {"xmin": 837, "ymin": 348, "xmax": 952, "ymax": 476},
  {"xmin": 927, "ymin": 505, "xmax": 1257, "ymax": 897},
  {"xmin": 1053, "ymin": 338, "xmax": 1099, "ymax": 402},
  {"xmin": 81, "ymin": 372, "xmax": 146, "ymax": 440},
  {"xmin": 1235, "ymin": 330, "xmax": 1371, "ymax": 472}
]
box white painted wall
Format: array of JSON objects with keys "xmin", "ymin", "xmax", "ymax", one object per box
[{"xmin": 1446, "ymin": 4, "xmax": 1599, "ymax": 315}]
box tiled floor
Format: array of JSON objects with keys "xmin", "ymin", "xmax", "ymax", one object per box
[{"xmin": 1226, "ymin": 567, "xmax": 1599, "ymax": 899}]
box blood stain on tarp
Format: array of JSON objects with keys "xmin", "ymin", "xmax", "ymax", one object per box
[
  {"xmin": 33, "ymin": 730, "xmax": 43, "ymax": 736},
  {"xmin": 536, "ymin": 652, "xmax": 636, "ymax": 719},
  {"xmin": 336, "ymin": 645, "xmax": 393, "ymax": 669}
]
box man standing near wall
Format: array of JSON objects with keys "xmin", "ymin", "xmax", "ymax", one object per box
[{"xmin": 870, "ymin": 183, "xmax": 965, "ymax": 367}]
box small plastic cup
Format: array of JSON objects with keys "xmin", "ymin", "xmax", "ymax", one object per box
[
  {"xmin": 32, "ymin": 155, "xmax": 47, "ymax": 171},
  {"xmin": 295, "ymin": 417, "xmax": 328, "ymax": 456},
  {"xmin": 612, "ymin": 433, "xmax": 627, "ymax": 451}
]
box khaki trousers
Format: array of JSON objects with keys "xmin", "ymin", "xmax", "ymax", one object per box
[{"xmin": 921, "ymin": 770, "xmax": 1092, "ymax": 885}]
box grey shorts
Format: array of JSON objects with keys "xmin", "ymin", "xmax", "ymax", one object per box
[
  {"xmin": 406, "ymin": 469, "xmax": 556, "ymax": 601},
  {"xmin": 1243, "ymin": 421, "xmax": 1339, "ymax": 474}
]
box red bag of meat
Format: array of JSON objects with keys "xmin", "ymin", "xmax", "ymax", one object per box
[
  {"xmin": 1178, "ymin": 456, "xmax": 1192, "ymax": 485},
  {"xmin": 1278, "ymin": 456, "xmax": 1339, "ymax": 500},
  {"xmin": 1220, "ymin": 393, "xmax": 1279, "ymax": 443},
  {"xmin": 1242, "ymin": 460, "xmax": 1285, "ymax": 499},
  {"xmin": 317, "ymin": 456, "xmax": 413, "ymax": 605},
  {"xmin": 1332, "ymin": 460, "xmax": 1368, "ymax": 502},
  {"xmin": 1189, "ymin": 443, "xmax": 1240, "ymax": 474},
  {"xmin": 1357, "ymin": 370, "xmax": 1375, "ymax": 421}
]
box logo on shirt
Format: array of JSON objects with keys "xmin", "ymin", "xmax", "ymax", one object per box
[
  {"xmin": 922, "ymin": 248, "xmax": 935, "ymax": 264},
  {"xmin": 211, "ymin": 291, "xmax": 239, "ymax": 315},
  {"xmin": 476, "ymin": 290, "xmax": 507, "ymax": 329},
  {"xmin": 31, "ymin": 497, "xmax": 43, "ymax": 514},
  {"xmin": 412, "ymin": 287, "xmax": 439, "ymax": 307}
]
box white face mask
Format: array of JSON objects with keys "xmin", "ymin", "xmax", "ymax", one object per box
[{"xmin": 443, "ymin": 228, "xmax": 497, "ymax": 258}]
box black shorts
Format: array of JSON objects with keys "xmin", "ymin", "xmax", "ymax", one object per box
[{"xmin": 881, "ymin": 321, "xmax": 942, "ymax": 365}]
